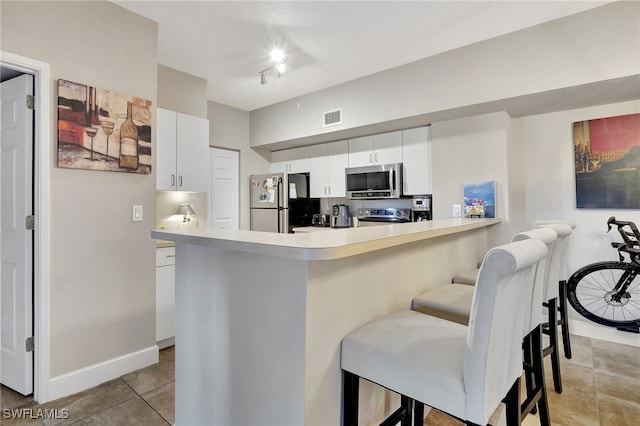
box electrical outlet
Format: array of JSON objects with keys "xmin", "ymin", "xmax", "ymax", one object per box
[
  {"xmin": 132, "ymin": 205, "xmax": 143, "ymax": 222},
  {"xmin": 452, "ymin": 204, "xmax": 462, "ymax": 218}
]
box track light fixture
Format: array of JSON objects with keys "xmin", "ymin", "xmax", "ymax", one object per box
[{"xmin": 259, "ymin": 48, "xmax": 287, "ymax": 85}]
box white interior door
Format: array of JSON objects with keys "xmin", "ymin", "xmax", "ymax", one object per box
[
  {"xmin": 1, "ymin": 74, "xmax": 34, "ymax": 395},
  {"xmin": 210, "ymin": 148, "xmax": 239, "ymax": 230}
]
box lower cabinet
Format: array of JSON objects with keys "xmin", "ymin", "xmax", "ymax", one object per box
[{"xmin": 156, "ymin": 246, "xmax": 175, "ymax": 348}]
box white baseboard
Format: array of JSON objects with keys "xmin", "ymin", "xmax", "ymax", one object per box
[
  {"xmin": 46, "ymin": 345, "xmax": 159, "ymax": 402},
  {"xmin": 569, "ymin": 319, "xmax": 640, "ymax": 347},
  {"xmin": 157, "ymin": 337, "xmax": 175, "ymax": 350}
]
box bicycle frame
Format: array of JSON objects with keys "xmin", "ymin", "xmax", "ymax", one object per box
[
  {"xmin": 567, "ymin": 217, "xmax": 640, "ymax": 333},
  {"xmin": 610, "ymin": 268, "xmax": 638, "ymax": 303}
]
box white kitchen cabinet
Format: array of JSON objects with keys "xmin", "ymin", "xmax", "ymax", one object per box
[
  {"xmin": 309, "ymin": 140, "xmax": 348, "ymax": 198},
  {"xmin": 348, "ymin": 131, "xmax": 402, "ymax": 167},
  {"xmin": 156, "ymin": 246, "xmax": 175, "ymax": 347},
  {"xmin": 270, "ymin": 146, "xmax": 310, "ymax": 173},
  {"xmin": 270, "ymin": 150, "xmax": 288, "ymax": 173},
  {"xmin": 402, "ymin": 126, "xmax": 432, "ymax": 195},
  {"xmin": 157, "ymin": 108, "xmax": 210, "ymax": 192}
]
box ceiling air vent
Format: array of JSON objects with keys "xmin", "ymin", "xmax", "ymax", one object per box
[{"xmin": 323, "ymin": 108, "xmax": 342, "ymax": 127}]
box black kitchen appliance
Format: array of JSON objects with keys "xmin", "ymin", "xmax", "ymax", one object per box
[
  {"xmin": 411, "ymin": 195, "xmax": 432, "ymax": 222},
  {"xmin": 250, "ymin": 172, "xmax": 320, "ymax": 233}
]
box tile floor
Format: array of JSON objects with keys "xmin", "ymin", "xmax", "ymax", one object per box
[
  {"xmin": 1, "ymin": 347, "xmax": 175, "ymax": 425},
  {"xmin": 1, "ymin": 335, "xmax": 638, "ymax": 425}
]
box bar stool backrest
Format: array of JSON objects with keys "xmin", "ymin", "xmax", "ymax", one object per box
[
  {"xmin": 464, "ymin": 239, "xmax": 548, "ymax": 423},
  {"xmin": 534, "ymin": 223, "xmax": 574, "ymax": 301},
  {"xmin": 511, "ymin": 227, "xmax": 558, "ymax": 335}
]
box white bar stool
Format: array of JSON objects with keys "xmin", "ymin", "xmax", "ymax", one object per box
[
  {"xmin": 411, "ymin": 227, "xmax": 557, "ymax": 425},
  {"xmin": 533, "ymin": 222, "xmax": 574, "ymax": 393},
  {"xmin": 450, "ymin": 221, "xmax": 575, "ymax": 394},
  {"xmin": 341, "ymin": 238, "xmax": 548, "ymax": 426}
]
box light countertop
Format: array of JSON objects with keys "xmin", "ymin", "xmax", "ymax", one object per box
[
  {"xmin": 292, "ymin": 226, "xmax": 333, "ymax": 233},
  {"xmin": 152, "ymin": 218, "xmax": 501, "ymax": 261},
  {"xmin": 156, "ymin": 240, "xmax": 175, "ymax": 248}
]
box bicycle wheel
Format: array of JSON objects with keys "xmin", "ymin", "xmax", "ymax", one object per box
[{"xmin": 567, "ymin": 261, "xmax": 640, "ymax": 329}]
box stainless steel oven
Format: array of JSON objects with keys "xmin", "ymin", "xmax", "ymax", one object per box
[
  {"xmin": 345, "ymin": 163, "xmax": 402, "ymax": 200},
  {"xmin": 355, "ymin": 208, "xmax": 411, "ymax": 226}
]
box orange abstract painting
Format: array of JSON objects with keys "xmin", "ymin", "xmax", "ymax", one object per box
[
  {"xmin": 573, "ymin": 113, "xmax": 640, "ymax": 209},
  {"xmin": 57, "ymin": 79, "xmax": 152, "ymax": 174}
]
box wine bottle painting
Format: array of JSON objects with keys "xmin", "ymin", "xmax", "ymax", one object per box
[{"xmin": 57, "ymin": 79, "xmax": 152, "ymax": 173}]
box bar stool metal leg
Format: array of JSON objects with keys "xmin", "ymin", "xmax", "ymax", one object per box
[
  {"xmin": 523, "ymin": 335, "xmax": 537, "ymax": 415},
  {"xmin": 343, "ymin": 370, "xmax": 359, "ymax": 425},
  {"xmin": 504, "ymin": 378, "xmax": 522, "ymax": 426},
  {"xmin": 521, "ymin": 326, "xmax": 550, "ymax": 426},
  {"xmin": 559, "ymin": 279, "xmax": 572, "ymax": 359},
  {"xmin": 543, "ymin": 297, "xmax": 563, "ymax": 393},
  {"xmin": 414, "ymin": 402, "xmax": 424, "ymax": 426}
]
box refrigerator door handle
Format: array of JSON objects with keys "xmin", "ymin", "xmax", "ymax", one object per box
[{"xmin": 276, "ymin": 176, "xmax": 283, "ymax": 233}]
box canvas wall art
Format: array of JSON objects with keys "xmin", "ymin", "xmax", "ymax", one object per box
[
  {"xmin": 573, "ymin": 113, "xmax": 640, "ymax": 209},
  {"xmin": 57, "ymin": 79, "xmax": 152, "ymax": 173},
  {"xmin": 464, "ymin": 180, "xmax": 496, "ymax": 218}
]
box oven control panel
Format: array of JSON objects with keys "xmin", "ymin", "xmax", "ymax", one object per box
[{"xmin": 357, "ymin": 208, "xmax": 411, "ymax": 222}]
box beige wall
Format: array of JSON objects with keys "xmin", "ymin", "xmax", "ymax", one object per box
[
  {"xmin": 431, "ymin": 112, "xmax": 513, "ymax": 249},
  {"xmin": 250, "ymin": 1, "xmax": 639, "ymax": 148},
  {"xmin": 1, "ymin": 1, "xmax": 158, "ymax": 377},
  {"xmin": 157, "ymin": 65, "xmax": 208, "ymax": 118},
  {"xmin": 208, "ymin": 100, "xmax": 270, "ymax": 230}
]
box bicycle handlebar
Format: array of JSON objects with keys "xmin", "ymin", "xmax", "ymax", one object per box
[{"xmin": 607, "ymin": 216, "xmax": 640, "ymax": 265}]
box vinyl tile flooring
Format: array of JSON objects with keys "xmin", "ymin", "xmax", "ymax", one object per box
[
  {"xmin": 423, "ymin": 334, "xmax": 640, "ymax": 426},
  {"xmin": 1, "ymin": 347, "xmax": 175, "ymax": 425},
  {"xmin": 1, "ymin": 335, "xmax": 638, "ymax": 425}
]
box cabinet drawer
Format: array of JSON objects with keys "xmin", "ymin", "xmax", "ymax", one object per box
[{"xmin": 156, "ymin": 247, "xmax": 176, "ymax": 266}]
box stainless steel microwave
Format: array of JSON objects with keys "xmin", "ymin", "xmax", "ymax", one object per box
[{"xmin": 345, "ymin": 163, "xmax": 403, "ymax": 199}]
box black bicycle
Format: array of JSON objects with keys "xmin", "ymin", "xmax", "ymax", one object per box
[{"xmin": 567, "ymin": 217, "xmax": 640, "ymax": 334}]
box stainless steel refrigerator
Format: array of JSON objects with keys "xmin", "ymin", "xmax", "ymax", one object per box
[{"xmin": 250, "ymin": 173, "xmax": 318, "ymax": 233}]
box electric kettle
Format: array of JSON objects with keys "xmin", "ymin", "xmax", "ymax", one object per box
[{"xmin": 330, "ymin": 204, "xmax": 351, "ymax": 228}]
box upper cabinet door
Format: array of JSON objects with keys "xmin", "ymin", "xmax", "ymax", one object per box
[
  {"xmin": 326, "ymin": 140, "xmax": 348, "ymax": 197},
  {"xmin": 348, "ymin": 135, "xmax": 374, "ymax": 167},
  {"xmin": 270, "ymin": 150, "xmax": 288, "ymax": 173},
  {"xmin": 270, "ymin": 147, "xmax": 310, "ymax": 173},
  {"xmin": 288, "ymin": 146, "xmax": 310, "ymax": 173},
  {"xmin": 308, "ymin": 141, "xmax": 347, "ymax": 198},
  {"xmin": 348, "ymin": 133, "xmax": 402, "ymax": 166},
  {"xmin": 373, "ymin": 131, "xmax": 402, "ymax": 164},
  {"xmin": 176, "ymin": 113, "xmax": 210, "ymax": 192},
  {"xmin": 309, "ymin": 144, "xmax": 328, "ymax": 198},
  {"xmin": 157, "ymin": 108, "xmax": 210, "ymax": 192},
  {"xmin": 402, "ymin": 126, "xmax": 431, "ymax": 195},
  {"xmin": 156, "ymin": 108, "xmax": 178, "ymax": 191}
]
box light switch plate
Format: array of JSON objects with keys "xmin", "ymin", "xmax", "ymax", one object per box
[
  {"xmin": 132, "ymin": 205, "xmax": 143, "ymax": 222},
  {"xmin": 452, "ymin": 204, "xmax": 462, "ymax": 218}
]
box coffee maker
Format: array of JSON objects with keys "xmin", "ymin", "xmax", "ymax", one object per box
[
  {"xmin": 411, "ymin": 195, "xmax": 432, "ymax": 222},
  {"xmin": 330, "ymin": 204, "xmax": 351, "ymax": 228}
]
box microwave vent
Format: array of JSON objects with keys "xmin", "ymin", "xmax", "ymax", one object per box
[{"xmin": 323, "ymin": 108, "xmax": 342, "ymax": 127}]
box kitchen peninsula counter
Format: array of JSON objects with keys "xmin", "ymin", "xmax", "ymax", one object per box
[
  {"xmin": 151, "ymin": 218, "xmax": 501, "ymax": 425},
  {"xmin": 153, "ymin": 218, "xmax": 501, "ymax": 260}
]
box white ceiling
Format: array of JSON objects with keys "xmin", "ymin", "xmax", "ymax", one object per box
[{"xmin": 114, "ymin": 1, "xmax": 612, "ymax": 112}]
